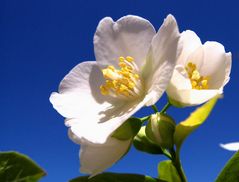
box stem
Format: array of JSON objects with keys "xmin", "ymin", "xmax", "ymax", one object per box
[
  {"xmin": 139, "ymin": 115, "xmax": 150, "ymax": 122},
  {"xmin": 152, "ymin": 105, "xmax": 159, "ymax": 113},
  {"xmin": 170, "ymin": 148, "xmax": 187, "ymax": 182},
  {"xmin": 160, "ymin": 102, "xmax": 172, "ymax": 114},
  {"xmin": 161, "ymin": 148, "xmax": 172, "ymax": 160}
]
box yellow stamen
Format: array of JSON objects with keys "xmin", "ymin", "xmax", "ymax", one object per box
[
  {"xmin": 100, "ymin": 56, "xmax": 140, "ymax": 97},
  {"xmin": 126, "ymin": 56, "xmax": 134, "ymax": 62},
  {"xmin": 201, "ymin": 79, "xmax": 208, "ymax": 87},
  {"xmin": 100, "ymin": 85, "xmax": 109, "ymax": 95},
  {"xmin": 191, "ymin": 81, "xmax": 197, "ymax": 87},
  {"xmin": 119, "ymin": 62, "xmax": 126, "ymax": 68},
  {"xmin": 128, "ymin": 82, "xmax": 135, "ymax": 89},
  {"xmin": 107, "ymin": 65, "xmax": 115, "ymax": 70},
  {"xmin": 134, "ymin": 74, "xmax": 139, "ymax": 79},
  {"xmin": 185, "ymin": 62, "xmax": 210, "ymax": 90},
  {"xmin": 119, "ymin": 56, "xmax": 125, "ymax": 62},
  {"xmin": 191, "ymin": 70, "xmax": 200, "ymax": 80}
]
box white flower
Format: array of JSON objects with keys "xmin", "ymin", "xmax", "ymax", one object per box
[
  {"xmin": 50, "ymin": 14, "xmax": 180, "ymax": 175},
  {"xmin": 167, "ymin": 30, "xmax": 232, "ymax": 107},
  {"xmin": 220, "ymin": 142, "xmax": 239, "ymax": 151}
]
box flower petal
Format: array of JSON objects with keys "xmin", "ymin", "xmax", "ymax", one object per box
[
  {"xmin": 80, "ymin": 138, "xmax": 131, "ymax": 176},
  {"xmin": 143, "ymin": 14, "xmax": 180, "ymax": 106},
  {"xmin": 220, "ymin": 142, "xmax": 239, "ymax": 151},
  {"xmin": 168, "ymin": 65, "xmax": 192, "ymax": 90},
  {"xmin": 94, "ymin": 15, "xmax": 156, "ymax": 68},
  {"xmin": 69, "ymin": 130, "xmax": 131, "ymax": 176},
  {"xmin": 50, "ymin": 61, "xmax": 114, "ymax": 119},
  {"xmin": 200, "ymin": 42, "xmax": 230, "ymax": 89},
  {"xmin": 168, "ymin": 89, "xmax": 220, "ymax": 107},
  {"xmin": 177, "ymin": 30, "xmax": 202, "ymax": 65},
  {"xmin": 223, "ymin": 52, "xmax": 232, "ymax": 86},
  {"xmin": 65, "ymin": 97, "xmax": 147, "ymax": 144},
  {"xmin": 187, "ymin": 45, "xmax": 204, "ymax": 70},
  {"xmin": 166, "ymin": 66, "xmax": 191, "ymax": 105},
  {"xmin": 50, "ymin": 61, "xmax": 147, "ymax": 144}
]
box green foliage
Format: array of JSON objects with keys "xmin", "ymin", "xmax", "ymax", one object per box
[
  {"xmin": 69, "ymin": 172, "xmax": 160, "ymax": 182},
  {"xmin": 112, "ymin": 117, "xmax": 142, "ymax": 140},
  {"xmin": 133, "ymin": 126, "xmax": 163, "ymax": 154},
  {"xmin": 0, "ymin": 151, "xmax": 46, "ymax": 182},
  {"xmin": 174, "ymin": 96, "xmax": 218, "ymax": 150},
  {"xmin": 215, "ymin": 150, "xmax": 239, "ymax": 182},
  {"xmin": 158, "ymin": 160, "xmax": 181, "ymax": 182}
]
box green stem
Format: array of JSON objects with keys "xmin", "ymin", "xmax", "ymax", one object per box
[
  {"xmin": 160, "ymin": 102, "xmax": 172, "ymax": 114},
  {"xmin": 170, "ymin": 148, "xmax": 187, "ymax": 182},
  {"xmin": 161, "ymin": 148, "xmax": 172, "ymax": 160},
  {"xmin": 152, "ymin": 105, "xmax": 159, "ymax": 113},
  {"xmin": 139, "ymin": 115, "xmax": 150, "ymax": 122}
]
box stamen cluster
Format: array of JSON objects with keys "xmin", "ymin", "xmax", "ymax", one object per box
[
  {"xmin": 185, "ymin": 62, "xmax": 209, "ymax": 90},
  {"xmin": 100, "ymin": 56, "xmax": 141, "ymax": 98}
]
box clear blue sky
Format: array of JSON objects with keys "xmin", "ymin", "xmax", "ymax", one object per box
[{"xmin": 1, "ymin": 0, "xmax": 239, "ymax": 181}]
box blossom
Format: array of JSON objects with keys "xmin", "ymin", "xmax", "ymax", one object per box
[
  {"xmin": 220, "ymin": 142, "xmax": 239, "ymax": 151},
  {"xmin": 50, "ymin": 14, "xmax": 180, "ymax": 175},
  {"xmin": 167, "ymin": 30, "xmax": 232, "ymax": 107}
]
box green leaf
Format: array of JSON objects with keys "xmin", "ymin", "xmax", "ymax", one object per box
[
  {"xmin": 70, "ymin": 172, "xmax": 161, "ymax": 182},
  {"xmin": 215, "ymin": 150, "xmax": 239, "ymax": 182},
  {"xmin": 133, "ymin": 126, "xmax": 163, "ymax": 154},
  {"xmin": 158, "ymin": 160, "xmax": 181, "ymax": 182},
  {"xmin": 174, "ymin": 96, "xmax": 218, "ymax": 150},
  {"xmin": 0, "ymin": 151, "xmax": 46, "ymax": 182},
  {"xmin": 112, "ymin": 117, "xmax": 142, "ymax": 140}
]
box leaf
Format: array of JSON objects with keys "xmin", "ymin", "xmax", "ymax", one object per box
[
  {"xmin": 112, "ymin": 117, "xmax": 142, "ymax": 140},
  {"xmin": 174, "ymin": 96, "xmax": 218, "ymax": 150},
  {"xmin": 69, "ymin": 172, "xmax": 161, "ymax": 182},
  {"xmin": 215, "ymin": 150, "xmax": 239, "ymax": 182},
  {"xmin": 0, "ymin": 151, "xmax": 46, "ymax": 182},
  {"xmin": 133, "ymin": 126, "xmax": 163, "ymax": 154},
  {"xmin": 158, "ymin": 160, "xmax": 181, "ymax": 182}
]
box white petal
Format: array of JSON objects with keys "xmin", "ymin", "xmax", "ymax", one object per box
[
  {"xmin": 166, "ymin": 66, "xmax": 191, "ymax": 105},
  {"xmin": 177, "ymin": 30, "xmax": 202, "ymax": 65},
  {"xmin": 187, "ymin": 45, "xmax": 204, "ymax": 70},
  {"xmin": 223, "ymin": 52, "xmax": 232, "ymax": 86},
  {"xmin": 143, "ymin": 14, "xmax": 180, "ymax": 106},
  {"xmin": 79, "ymin": 138, "xmax": 131, "ymax": 176},
  {"xmin": 200, "ymin": 42, "xmax": 229, "ymax": 89},
  {"xmin": 144, "ymin": 61, "xmax": 177, "ymax": 106},
  {"xmin": 66, "ymin": 97, "xmax": 147, "ymax": 144},
  {"xmin": 50, "ymin": 61, "xmax": 148, "ymax": 144},
  {"xmin": 168, "ymin": 89, "xmax": 220, "ymax": 107},
  {"xmin": 69, "ymin": 130, "xmax": 131, "ymax": 176},
  {"xmin": 94, "ymin": 15, "xmax": 156, "ymax": 68},
  {"xmin": 50, "ymin": 62, "xmax": 114, "ymax": 118},
  {"xmin": 167, "ymin": 65, "xmax": 223, "ymax": 107},
  {"xmin": 220, "ymin": 142, "xmax": 239, "ymax": 151},
  {"xmin": 168, "ymin": 65, "xmax": 192, "ymax": 90}
]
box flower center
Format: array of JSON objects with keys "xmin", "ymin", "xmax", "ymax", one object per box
[
  {"xmin": 100, "ymin": 56, "xmax": 142, "ymax": 98},
  {"xmin": 185, "ymin": 62, "xmax": 209, "ymax": 90}
]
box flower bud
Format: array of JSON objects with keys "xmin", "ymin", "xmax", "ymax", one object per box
[
  {"xmin": 133, "ymin": 126, "xmax": 163, "ymax": 154},
  {"xmin": 146, "ymin": 113, "xmax": 175, "ymax": 149}
]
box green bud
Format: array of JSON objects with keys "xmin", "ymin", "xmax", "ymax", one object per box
[
  {"xmin": 133, "ymin": 126, "xmax": 163, "ymax": 154},
  {"xmin": 146, "ymin": 113, "xmax": 176, "ymax": 149}
]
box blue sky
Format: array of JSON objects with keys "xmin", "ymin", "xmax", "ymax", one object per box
[{"xmin": 1, "ymin": 0, "xmax": 239, "ymax": 181}]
